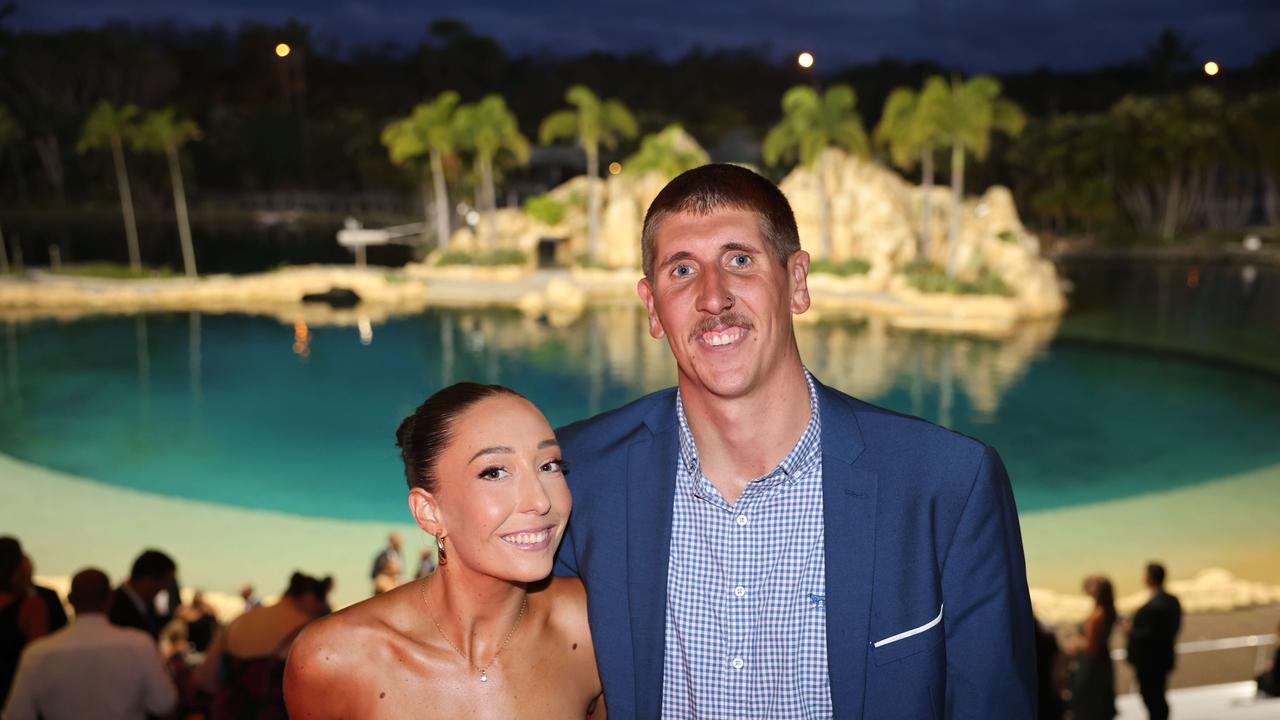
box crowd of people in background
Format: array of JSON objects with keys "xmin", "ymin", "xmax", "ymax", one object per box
[
  {"xmin": 2, "ymin": 532, "xmax": 1277, "ymax": 720},
  {"xmin": 1035, "ymin": 562, "xmax": 1189, "ymax": 719},
  {"xmin": 0, "ymin": 536, "xmax": 331, "ymax": 720}
]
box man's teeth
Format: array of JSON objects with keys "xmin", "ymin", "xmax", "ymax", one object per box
[
  {"xmin": 502, "ymin": 529, "xmax": 550, "ymax": 546},
  {"xmin": 705, "ymin": 328, "xmax": 744, "ymax": 346}
]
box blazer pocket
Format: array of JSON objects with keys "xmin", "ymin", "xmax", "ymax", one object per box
[{"xmin": 871, "ymin": 604, "xmax": 944, "ymax": 666}]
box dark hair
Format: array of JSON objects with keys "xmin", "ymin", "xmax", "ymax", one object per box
[
  {"xmin": 129, "ymin": 549, "xmax": 176, "ymax": 582},
  {"xmin": 284, "ymin": 571, "xmax": 331, "ymax": 601},
  {"xmin": 1146, "ymin": 562, "xmax": 1166, "ymax": 587},
  {"xmin": 68, "ymin": 567, "xmax": 112, "ymax": 612},
  {"xmin": 641, "ymin": 163, "xmax": 801, "ymax": 279},
  {"xmin": 0, "ymin": 536, "xmax": 22, "ymax": 593},
  {"xmin": 395, "ymin": 382, "xmax": 526, "ymax": 492},
  {"xmin": 1089, "ymin": 575, "xmax": 1117, "ymax": 624}
]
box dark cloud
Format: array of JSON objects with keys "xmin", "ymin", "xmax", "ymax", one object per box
[{"xmin": 9, "ymin": 0, "xmax": 1278, "ymax": 71}]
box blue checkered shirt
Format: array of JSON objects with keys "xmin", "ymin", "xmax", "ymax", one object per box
[{"xmin": 662, "ymin": 371, "xmax": 832, "ymax": 719}]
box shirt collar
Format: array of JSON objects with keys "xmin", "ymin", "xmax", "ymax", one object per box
[{"xmin": 675, "ymin": 369, "xmax": 822, "ymax": 498}]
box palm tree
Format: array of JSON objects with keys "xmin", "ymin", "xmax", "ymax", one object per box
[
  {"xmin": 926, "ymin": 75, "xmax": 1026, "ymax": 277},
  {"xmin": 132, "ymin": 108, "xmax": 202, "ymax": 277},
  {"xmin": 381, "ymin": 91, "xmax": 461, "ymax": 250},
  {"xmin": 763, "ymin": 84, "xmax": 870, "ymax": 260},
  {"xmin": 874, "ymin": 82, "xmax": 946, "ymax": 261},
  {"xmin": 623, "ymin": 124, "xmax": 709, "ymax": 180},
  {"xmin": 0, "ymin": 105, "xmax": 21, "ymax": 274},
  {"xmin": 453, "ymin": 95, "xmax": 530, "ymax": 249},
  {"xmin": 76, "ymin": 101, "xmax": 144, "ymax": 273},
  {"xmin": 539, "ymin": 86, "xmax": 638, "ymax": 262}
]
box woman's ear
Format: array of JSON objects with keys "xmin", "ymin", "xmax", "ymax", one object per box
[{"xmin": 408, "ymin": 488, "xmax": 445, "ymax": 538}]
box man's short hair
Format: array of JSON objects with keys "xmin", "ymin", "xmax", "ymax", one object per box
[
  {"xmin": 1146, "ymin": 562, "xmax": 1166, "ymax": 587},
  {"xmin": 69, "ymin": 568, "xmax": 112, "ymax": 612},
  {"xmin": 641, "ymin": 163, "xmax": 800, "ymax": 279},
  {"xmin": 129, "ymin": 549, "xmax": 176, "ymax": 582}
]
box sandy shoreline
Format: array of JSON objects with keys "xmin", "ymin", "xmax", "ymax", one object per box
[
  {"xmin": 0, "ymin": 264, "xmax": 1060, "ymax": 336},
  {"xmin": 4, "ymin": 450, "xmax": 1277, "ymax": 619}
]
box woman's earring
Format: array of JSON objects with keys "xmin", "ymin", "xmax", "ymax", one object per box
[{"xmin": 436, "ymin": 534, "xmax": 448, "ymax": 567}]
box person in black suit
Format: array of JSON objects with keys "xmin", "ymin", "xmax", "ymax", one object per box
[
  {"xmin": 1126, "ymin": 562, "xmax": 1182, "ymax": 720},
  {"xmin": 107, "ymin": 549, "xmax": 177, "ymax": 641}
]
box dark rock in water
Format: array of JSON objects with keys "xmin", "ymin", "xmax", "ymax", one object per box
[{"xmin": 301, "ymin": 287, "xmax": 361, "ymax": 308}]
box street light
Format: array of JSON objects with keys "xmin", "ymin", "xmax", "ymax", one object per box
[
  {"xmin": 1203, "ymin": 60, "xmax": 1220, "ymax": 76},
  {"xmin": 797, "ymin": 51, "xmax": 814, "ymax": 69},
  {"xmin": 276, "ymin": 42, "xmax": 292, "ymax": 58}
]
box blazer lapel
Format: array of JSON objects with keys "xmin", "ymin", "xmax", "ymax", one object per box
[
  {"xmin": 627, "ymin": 394, "xmax": 679, "ymax": 719},
  {"xmin": 817, "ymin": 381, "xmax": 878, "ymax": 717}
]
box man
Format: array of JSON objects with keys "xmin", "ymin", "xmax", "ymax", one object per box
[
  {"xmin": 107, "ymin": 549, "xmax": 176, "ymax": 641},
  {"xmin": 2, "ymin": 568, "xmax": 177, "ymax": 720},
  {"xmin": 1126, "ymin": 562, "xmax": 1182, "ymax": 720},
  {"xmin": 555, "ymin": 164, "xmax": 1035, "ymax": 718}
]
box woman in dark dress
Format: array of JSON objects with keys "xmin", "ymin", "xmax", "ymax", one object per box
[{"xmin": 1069, "ymin": 574, "xmax": 1117, "ymax": 720}]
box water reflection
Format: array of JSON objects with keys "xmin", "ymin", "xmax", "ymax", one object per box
[{"xmin": 418, "ymin": 303, "xmax": 1059, "ymax": 430}]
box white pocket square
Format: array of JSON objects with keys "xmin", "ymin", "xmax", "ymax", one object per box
[{"xmin": 873, "ymin": 604, "xmax": 944, "ymax": 648}]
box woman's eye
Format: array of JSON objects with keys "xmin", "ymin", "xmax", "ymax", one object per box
[
  {"xmin": 540, "ymin": 459, "xmax": 568, "ymax": 474},
  {"xmin": 730, "ymin": 254, "xmax": 751, "ymax": 268},
  {"xmin": 478, "ymin": 466, "xmax": 508, "ymax": 480}
]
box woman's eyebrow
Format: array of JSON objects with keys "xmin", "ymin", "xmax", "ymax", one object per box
[
  {"xmin": 538, "ymin": 439, "xmax": 559, "ymax": 450},
  {"xmin": 469, "ymin": 446, "xmax": 513, "ymax": 463}
]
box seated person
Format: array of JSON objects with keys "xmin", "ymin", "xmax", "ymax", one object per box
[
  {"xmin": 197, "ymin": 572, "xmax": 331, "ymax": 720},
  {"xmin": 284, "ymin": 383, "xmax": 603, "ymax": 718}
]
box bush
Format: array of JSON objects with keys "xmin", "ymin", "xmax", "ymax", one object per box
[
  {"xmin": 808, "ymin": 258, "xmax": 871, "ymax": 277},
  {"xmin": 904, "ymin": 261, "xmax": 1012, "ymax": 297},
  {"xmin": 51, "ymin": 263, "xmax": 175, "ymax": 279},
  {"xmin": 435, "ymin": 249, "xmax": 528, "ymax": 267},
  {"xmin": 523, "ymin": 194, "xmax": 566, "ymax": 226}
]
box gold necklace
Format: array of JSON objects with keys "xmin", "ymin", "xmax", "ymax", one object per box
[{"xmin": 419, "ymin": 579, "xmax": 528, "ymax": 683}]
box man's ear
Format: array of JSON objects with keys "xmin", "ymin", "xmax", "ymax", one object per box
[
  {"xmin": 788, "ymin": 250, "xmax": 811, "ymax": 315},
  {"xmin": 636, "ymin": 277, "xmax": 666, "ymax": 340},
  {"xmin": 407, "ymin": 488, "xmax": 446, "ymax": 539}
]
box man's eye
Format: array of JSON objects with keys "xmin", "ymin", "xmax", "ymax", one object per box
[
  {"xmin": 478, "ymin": 466, "xmax": 508, "ymax": 480},
  {"xmin": 672, "ymin": 265, "xmax": 693, "ymax": 277},
  {"xmin": 730, "ymin": 254, "xmax": 751, "ymax": 268}
]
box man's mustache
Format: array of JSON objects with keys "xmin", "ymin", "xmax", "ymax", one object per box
[{"xmin": 688, "ymin": 312, "xmax": 754, "ymax": 342}]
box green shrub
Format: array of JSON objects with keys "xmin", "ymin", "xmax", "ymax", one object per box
[
  {"xmin": 809, "ymin": 258, "xmax": 871, "ymax": 276},
  {"xmin": 523, "ymin": 194, "xmax": 566, "ymax": 226},
  {"xmin": 476, "ymin": 248, "xmax": 528, "ymax": 266},
  {"xmin": 435, "ymin": 250, "xmax": 475, "ymax": 266},
  {"xmin": 51, "ymin": 263, "xmax": 175, "ymax": 279},
  {"xmin": 904, "ymin": 262, "xmax": 1012, "ymax": 297},
  {"xmin": 434, "ymin": 248, "xmax": 529, "ymax": 267},
  {"xmin": 997, "ymin": 229, "xmax": 1018, "ymax": 244}
]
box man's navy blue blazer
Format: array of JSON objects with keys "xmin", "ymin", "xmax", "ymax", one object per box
[{"xmin": 554, "ymin": 377, "xmax": 1036, "ymax": 719}]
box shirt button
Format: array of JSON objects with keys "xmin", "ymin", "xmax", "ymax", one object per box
[
  {"xmin": 731, "ymin": 656, "xmax": 745, "ymax": 670},
  {"xmin": 733, "ymin": 585, "xmax": 746, "ymax": 598},
  {"xmin": 736, "ymin": 514, "xmax": 748, "ymax": 527}
]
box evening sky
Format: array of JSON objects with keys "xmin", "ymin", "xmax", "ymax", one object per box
[{"xmin": 9, "ymin": 0, "xmax": 1280, "ymax": 72}]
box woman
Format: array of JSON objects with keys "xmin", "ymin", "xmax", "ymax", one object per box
[
  {"xmin": 0, "ymin": 537, "xmax": 49, "ymax": 707},
  {"xmin": 197, "ymin": 571, "xmax": 331, "ymax": 719},
  {"xmin": 285, "ymin": 383, "xmax": 603, "ymax": 719},
  {"xmin": 1069, "ymin": 574, "xmax": 1117, "ymax": 720}
]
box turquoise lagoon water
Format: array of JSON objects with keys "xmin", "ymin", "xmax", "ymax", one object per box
[{"xmin": 2, "ymin": 294, "xmax": 1279, "ymax": 521}]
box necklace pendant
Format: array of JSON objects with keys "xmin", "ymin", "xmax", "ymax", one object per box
[{"xmin": 480, "ymin": 671, "xmax": 488, "ymax": 683}]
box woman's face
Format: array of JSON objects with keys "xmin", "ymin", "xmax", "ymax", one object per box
[{"xmin": 424, "ymin": 394, "xmax": 571, "ymax": 583}]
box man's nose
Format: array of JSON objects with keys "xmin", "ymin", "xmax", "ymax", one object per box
[{"xmin": 695, "ymin": 268, "xmax": 734, "ymax": 315}]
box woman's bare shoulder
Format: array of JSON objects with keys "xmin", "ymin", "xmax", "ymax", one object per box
[{"xmin": 284, "ymin": 594, "xmax": 414, "ymax": 718}]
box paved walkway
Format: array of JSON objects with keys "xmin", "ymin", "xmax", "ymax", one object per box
[{"xmin": 1117, "ymin": 682, "xmax": 1280, "ymax": 719}]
